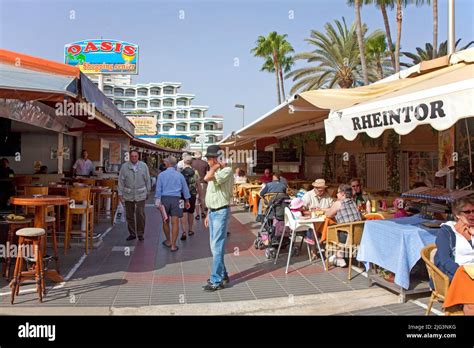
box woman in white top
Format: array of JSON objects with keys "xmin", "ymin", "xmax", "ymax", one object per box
[{"xmin": 435, "ymin": 195, "xmax": 474, "ymax": 315}]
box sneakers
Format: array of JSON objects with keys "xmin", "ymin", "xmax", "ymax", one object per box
[
  {"xmin": 206, "ymin": 274, "xmax": 229, "ymax": 285},
  {"xmin": 336, "ymin": 258, "xmax": 347, "ymax": 267},
  {"xmin": 328, "ymin": 254, "xmax": 336, "ymax": 265},
  {"xmin": 138, "ymin": 236, "xmax": 144, "ymax": 241},
  {"xmin": 126, "ymin": 235, "xmax": 136, "ymax": 241},
  {"xmin": 304, "ymin": 237, "xmax": 315, "ymax": 245},
  {"xmin": 203, "ymin": 283, "xmax": 224, "ymax": 292}
]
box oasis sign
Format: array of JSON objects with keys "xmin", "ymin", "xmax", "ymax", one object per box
[{"xmin": 64, "ymin": 39, "xmax": 138, "ymax": 74}]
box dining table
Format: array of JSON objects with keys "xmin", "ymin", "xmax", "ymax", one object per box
[
  {"xmin": 10, "ymin": 195, "xmax": 70, "ymax": 282},
  {"xmin": 356, "ymin": 215, "xmax": 443, "ymax": 302}
]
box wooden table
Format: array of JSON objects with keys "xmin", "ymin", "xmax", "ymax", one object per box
[{"xmin": 10, "ymin": 195, "xmax": 70, "ymax": 282}]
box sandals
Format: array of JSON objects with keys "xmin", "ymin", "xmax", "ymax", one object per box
[
  {"xmin": 188, "ymin": 231, "xmax": 194, "ymax": 236},
  {"xmin": 180, "ymin": 233, "xmax": 187, "ymax": 241},
  {"xmin": 171, "ymin": 246, "xmax": 179, "ymax": 252},
  {"xmin": 162, "ymin": 241, "xmax": 171, "ymax": 248},
  {"xmin": 195, "ymin": 215, "xmax": 200, "ymax": 220}
]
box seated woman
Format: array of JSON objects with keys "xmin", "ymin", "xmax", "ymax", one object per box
[
  {"xmin": 435, "ymin": 195, "xmax": 474, "ymax": 315},
  {"xmin": 324, "ymin": 184, "xmax": 362, "ymax": 267},
  {"xmin": 234, "ymin": 169, "xmax": 247, "ymax": 184}
]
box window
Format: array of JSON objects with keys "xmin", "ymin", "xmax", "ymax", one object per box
[
  {"xmin": 190, "ymin": 124, "xmax": 200, "ymax": 131},
  {"xmin": 163, "ymin": 86, "xmax": 174, "ymax": 94},
  {"xmin": 125, "ymin": 89, "xmax": 135, "ymax": 97},
  {"xmin": 114, "ymin": 88, "xmax": 124, "ymax": 96},
  {"xmin": 163, "ymin": 124, "xmax": 173, "ymax": 131},
  {"xmin": 163, "ymin": 112, "xmax": 173, "ymax": 119},
  {"xmin": 190, "ymin": 110, "xmax": 200, "ymax": 118},
  {"xmin": 150, "ymin": 100, "xmax": 161, "ymax": 108},
  {"xmin": 137, "ymin": 100, "xmax": 148, "ymax": 108},
  {"xmin": 124, "ymin": 101, "xmax": 135, "ymax": 109},
  {"xmin": 163, "ymin": 99, "xmax": 174, "ymax": 107},
  {"xmin": 150, "ymin": 87, "xmax": 161, "ymax": 95},
  {"xmin": 137, "ymin": 88, "xmax": 148, "ymax": 96},
  {"xmin": 104, "ymin": 86, "xmax": 113, "ymax": 95},
  {"xmin": 204, "ymin": 123, "xmax": 216, "ymax": 131},
  {"xmin": 114, "ymin": 100, "xmax": 124, "ymax": 108},
  {"xmin": 208, "ymin": 136, "xmax": 216, "ymax": 143},
  {"xmin": 177, "ymin": 98, "xmax": 187, "ymax": 106},
  {"xmin": 176, "ymin": 124, "xmax": 186, "ymax": 131},
  {"xmin": 176, "ymin": 111, "xmax": 186, "ymax": 119}
]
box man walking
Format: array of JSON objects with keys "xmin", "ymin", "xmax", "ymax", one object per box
[
  {"xmin": 192, "ymin": 151, "xmax": 209, "ymax": 219},
  {"xmin": 155, "ymin": 156, "xmax": 190, "ymax": 252},
  {"xmin": 118, "ymin": 150, "xmax": 151, "ymax": 241},
  {"xmin": 203, "ymin": 145, "xmax": 234, "ymax": 291}
]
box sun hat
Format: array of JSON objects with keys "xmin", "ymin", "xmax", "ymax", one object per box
[
  {"xmin": 205, "ymin": 145, "xmax": 222, "ymax": 158},
  {"xmin": 289, "ymin": 197, "xmax": 304, "ymax": 210},
  {"xmin": 312, "ymin": 178, "xmax": 328, "ymax": 188}
]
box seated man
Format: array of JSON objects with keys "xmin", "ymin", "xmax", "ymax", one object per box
[
  {"xmin": 302, "ymin": 178, "xmax": 334, "ymax": 211},
  {"xmin": 324, "ymin": 184, "xmax": 362, "ymax": 267},
  {"xmin": 256, "ymin": 173, "xmax": 287, "ymax": 222},
  {"xmin": 260, "ymin": 168, "xmax": 272, "ymax": 184}
]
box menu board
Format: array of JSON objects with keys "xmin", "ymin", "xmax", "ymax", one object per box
[
  {"xmin": 274, "ymin": 148, "xmax": 300, "ymax": 163},
  {"xmin": 254, "ymin": 151, "xmax": 273, "ymax": 172}
]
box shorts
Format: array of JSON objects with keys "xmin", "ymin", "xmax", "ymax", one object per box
[
  {"xmin": 161, "ymin": 196, "xmax": 183, "ymax": 218},
  {"xmin": 183, "ymin": 195, "xmax": 197, "ymax": 214}
]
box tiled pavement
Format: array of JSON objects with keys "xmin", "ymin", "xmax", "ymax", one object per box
[{"xmin": 0, "ymin": 202, "xmax": 437, "ymax": 315}]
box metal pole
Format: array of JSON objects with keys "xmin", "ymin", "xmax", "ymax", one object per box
[
  {"xmin": 448, "ymin": 0, "xmax": 455, "ymax": 55},
  {"xmin": 242, "ymin": 107, "xmax": 245, "ymax": 128},
  {"xmin": 98, "ymin": 73, "xmax": 104, "ymax": 91}
]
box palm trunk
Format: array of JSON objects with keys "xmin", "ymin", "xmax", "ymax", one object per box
[
  {"xmin": 279, "ymin": 67, "xmax": 286, "ymax": 101},
  {"xmin": 433, "ymin": 0, "xmax": 438, "ymax": 57},
  {"xmin": 377, "ymin": 58, "xmax": 384, "ymax": 80},
  {"xmin": 355, "ymin": 0, "xmax": 369, "ymax": 85},
  {"xmin": 380, "ymin": 3, "xmax": 396, "ymax": 70},
  {"xmin": 395, "ymin": 0, "xmax": 402, "ymax": 73},
  {"xmin": 273, "ymin": 52, "xmax": 282, "ymax": 104}
]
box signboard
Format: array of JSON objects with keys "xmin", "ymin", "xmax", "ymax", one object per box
[
  {"xmin": 438, "ymin": 127, "xmax": 455, "ymax": 169},
  {"xmin": 109, "ymin": 142, "xmax": 121, "ymax": 164},
  {"xmin": 126, "ymin": 116, "xmax": 157, "ymax": 135},
  {"xmin": 274, "ymin": 148, "xmax": 300, "ymax": 163},
  {"xmin": 254, "ymin": 151, "xmax": 273, "ymax": 172},
  {"xmin": 64, "ymin": 39, "xmax": 139, "ymax": 74}
]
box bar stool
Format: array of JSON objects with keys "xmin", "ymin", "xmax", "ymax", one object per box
[
  {"xmin": 2, "ymin": 218, "xmax": 33, "ymax": 280},
  {"xmin": 10, "ymin": 228, "xmax": 46, "ymax": 304}
]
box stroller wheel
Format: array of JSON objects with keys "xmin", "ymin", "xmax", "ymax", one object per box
[
  {"xmin": 257, "ymin": 240, "xmax": 265, "ymax": 250},
  {"xmin": 253, "ymin": 239, "xmax": 259, "ymax": 249}
]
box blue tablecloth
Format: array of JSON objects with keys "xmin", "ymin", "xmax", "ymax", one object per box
[{"xmin": 356, "ymin": 215, "xmax": 440, "ymax": 290}]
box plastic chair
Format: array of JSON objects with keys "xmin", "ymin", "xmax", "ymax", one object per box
[
  {"xmin": 325, "ymin": 220, "xmax": 365, "ymax": 280},
  {"xmin": 274, "ymin": 207, "xmax": 326, "ymax": 274}
]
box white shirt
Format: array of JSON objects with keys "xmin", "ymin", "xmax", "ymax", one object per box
[
  {"xmin": 73, "ymin": 158, "xmax": 95, "ymax": 176},
  {"xmin": 443, "ymin": 221, "xmax": 474, "ymax": 265},
  {"xmin": 177, "ymin": 160, "xmax": 185, "ymax": 172},
  {"xmin": 302, "ymin": 190, "xmax": 334, "ymax": 210}
]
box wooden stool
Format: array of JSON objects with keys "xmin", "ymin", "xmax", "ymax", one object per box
[
  {"xmin": 45, "ymin": 215, "xmax": 59, "ymax": 274},
  {"xmin": 3, "ymin": 218, "xmax": 33, "ymax": 280},
  {"xmin": 10, "ymin": 228, "xmax": 46, "ymax": 304}
]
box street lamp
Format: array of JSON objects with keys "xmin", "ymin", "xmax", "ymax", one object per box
[
  {"xmin": 196, "ymin": 134, "xmax": 208, "ymax": 153},
  {"xmin": 235, "ymin": 104, "xmax": 245, "ymax": 128}
]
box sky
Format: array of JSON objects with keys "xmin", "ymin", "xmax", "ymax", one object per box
[{"xmin": 1, "ymin": 0, "xmax": 473, "ymax": 136}]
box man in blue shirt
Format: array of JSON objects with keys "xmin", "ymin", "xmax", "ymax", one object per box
[
  {"xmin": 257, "ymin": 173, "xmax": 287, "ymax": 222},
  {"xmin": 155, "ymin": 156, "xmax": 191, "ymax": 252}
]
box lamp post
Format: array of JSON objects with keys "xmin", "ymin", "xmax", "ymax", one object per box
[{"xmin": 235, "ymin": 104, "xmax": 245, "ymax": 128}]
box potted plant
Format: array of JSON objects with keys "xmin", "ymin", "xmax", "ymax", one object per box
[{"xmin": 379, "ymin": 268, "xmax": 395, "ymax": 283}]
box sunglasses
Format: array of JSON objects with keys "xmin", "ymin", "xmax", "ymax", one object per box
[{"xmin": 461, "ymin": 210, "xmax": 474, "ymax": 215}]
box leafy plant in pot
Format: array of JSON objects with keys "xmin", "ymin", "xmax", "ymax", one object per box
[{"xmin": 379, "ymin": 268, "xmax": 395, "ymax": 283}]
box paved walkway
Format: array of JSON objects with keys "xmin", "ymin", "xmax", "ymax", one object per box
[{"xmin": 0, "ymin": 202, "xmax": 440, "ymax": 315}]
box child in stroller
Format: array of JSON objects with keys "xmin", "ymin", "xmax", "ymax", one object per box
[{"xmin": 254, "ymin": 192, "xmax": 291, "ymax": 258}]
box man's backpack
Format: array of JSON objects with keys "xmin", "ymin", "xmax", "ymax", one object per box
[{"xmin": 182, "ymin": 167, "xmax": 197, "ymax": 195}]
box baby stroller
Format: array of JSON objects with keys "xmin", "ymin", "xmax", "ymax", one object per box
[{"xmin": 253, "ymin": 193, "xmax": 291, "ymax": 258}]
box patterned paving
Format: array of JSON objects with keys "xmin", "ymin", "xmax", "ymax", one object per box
[{"xmin": 0, "ymin": 202, "xmax": 435, "ymax": 314}]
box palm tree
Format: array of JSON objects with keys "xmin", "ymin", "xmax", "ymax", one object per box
[
  {"xmin": 286, "ymin": 18, "xmax": 378, "ymax": 93},
  {"xmin": 366, "ymin": 30, "xmax": 393, "ymax": 79},
  {"xmin": 368, "ymin": 0, "xmax": 397, "ymax": 70},
  {"xmin": 348, "ymin": 0, "xmax": 369, "ymax": 85},
  {"xmin": 401, "ymin": 39, "xmax": 474, "ymax": 67},
  {"xmin": 261, "ymin": 54, "xmax": 294, "ymax": 100},
  {"xmin": 433, "ymin": 0, "xmax": 438, "ymax": 57},
  {"xmin": 251, "ymin": 32, "xmax": 294, "ymax": 104}
]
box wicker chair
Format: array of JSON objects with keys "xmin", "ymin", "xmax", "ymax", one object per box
[
  {"xmin": 325, "ymin": 220, "xmax": 365, "ymax": 280},
  {"xmin": 420, "ymin": 244, "xmax": 464, "ymax": 316}
]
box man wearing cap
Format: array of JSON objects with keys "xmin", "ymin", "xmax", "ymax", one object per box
[
  {"xmin": 155, "ymin": 156, "xmax": 191, "ymax": 252},
  {"xmin": 302, "ymin": 179, "xmax": 334, "ymax": 211},
  {"xmin": 202, "ymin": 145, "xmax": 234, "ymax": 291}
]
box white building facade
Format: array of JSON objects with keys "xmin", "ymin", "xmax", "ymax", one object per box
[{"xmin": 93, "ymin": 77, "xmax": 223, "ymax": 151}]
